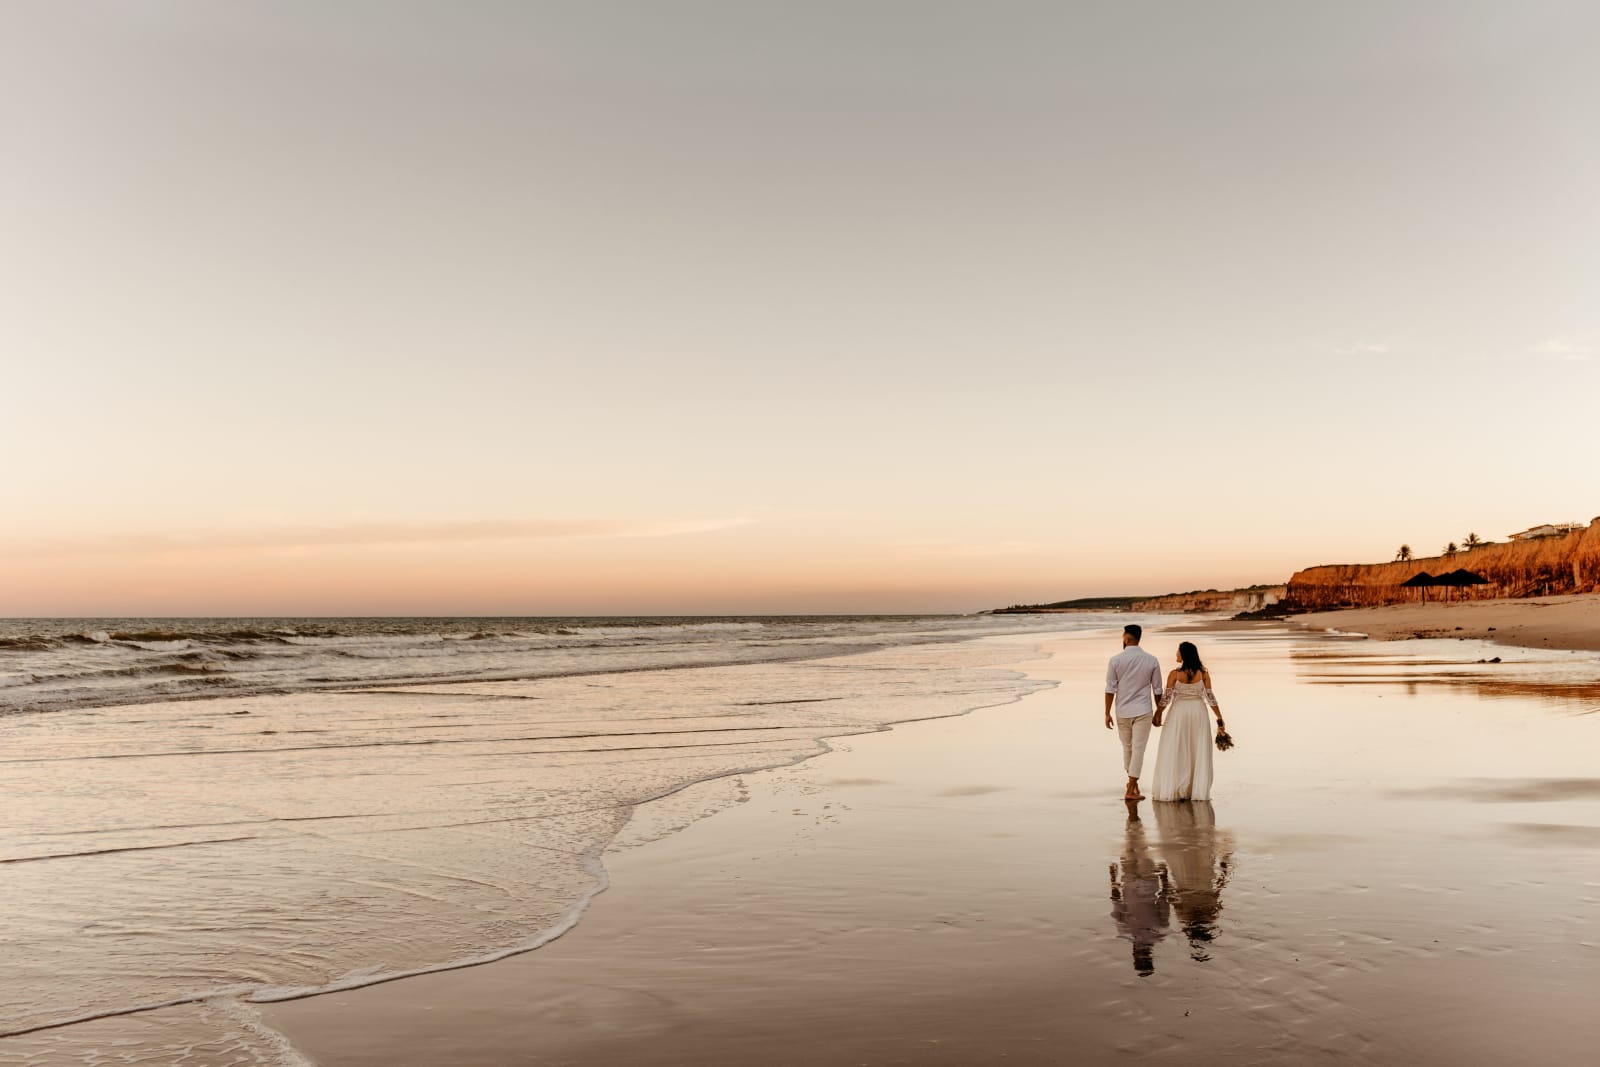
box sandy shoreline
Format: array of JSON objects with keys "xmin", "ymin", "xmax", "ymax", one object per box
[
  {"xmin": 1291, "ymin": 593, "xmax": 1600, "ymax": 651},
  {"xmin": 258, "ymin": 625, "xmax": 1600, "ymax": 1065}
]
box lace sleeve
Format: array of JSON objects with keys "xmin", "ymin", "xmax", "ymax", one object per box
[{"xmin": 1203, "ymin": 688, "xmax": 1220, "ymax": 709}]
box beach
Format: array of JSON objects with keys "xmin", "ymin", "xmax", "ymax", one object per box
[
  {"xmin": 251, "ymin": 624, "xmax": 1600, "ymax": 1066},
  {"xmin": 258, "ymin": 626, "xmax": 1597, "ymax": 1064},
  {"xmin": 4, "ymin": 620, "xmax": 1598, "ymax": 1065},
  {"xmin": 12, "ymin": 5, "xmax": 1599, "ymax": 1062},
  {"xmin": 1294, "ymin": 593, "xmax": 1600, "ymax": 652}
]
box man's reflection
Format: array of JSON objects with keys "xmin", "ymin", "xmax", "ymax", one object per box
[
  {"xmin": 1151, "ymin": 800, "xmax": 1234, "ymax": 963},
  {"xmin": 1109, "ymin": 799, "xmax": 1169, "ymax": 975}
]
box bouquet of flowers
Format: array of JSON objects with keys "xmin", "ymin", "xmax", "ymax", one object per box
[{"xmin": 1214, "ymin": 728, "xmax": 1234, "ymax": 752}]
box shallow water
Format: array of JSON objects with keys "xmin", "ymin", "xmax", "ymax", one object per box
[{"xmin": 0, "ymin": 615, "xmax": 1098, "ymax": 1061}]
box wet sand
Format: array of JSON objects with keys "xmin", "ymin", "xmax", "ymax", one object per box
[
  {"xmin": 261, "ymin": 627, "xmax": 1600, "ymax": 1065},
  {"xmin": 1294, "ymin": 593, "xmax": 1600, "ymax": 651}
]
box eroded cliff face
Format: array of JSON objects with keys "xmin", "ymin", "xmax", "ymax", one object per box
[
  {"xmin": 1286, "ymin": 520, "xmax": 1600, "ymax": 610},
  {"xmin": 1133, "ymin": 586, "xmax": 1286, "ymax": 613}
]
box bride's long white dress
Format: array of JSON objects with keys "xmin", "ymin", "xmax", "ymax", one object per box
[{"xmin": 1150, "ymin": 680, "xmax": 1214, "ymax": 802}]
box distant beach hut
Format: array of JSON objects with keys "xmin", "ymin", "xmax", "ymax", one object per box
[
  {"xmin": 1400, "ymin": 571, "xmax": 1438, "ymax": 604},
  {"xmin": 1435, "ymin": 568, "xmax": 1490, "ymax": 604}
]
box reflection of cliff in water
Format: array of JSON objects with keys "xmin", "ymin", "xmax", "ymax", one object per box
[
  {"xmin": 1290, "ymin": 643, "xmax": 1600, "ymax": 715},
  {"xmin": 1109, "ymin": 801, "xmax": 1234, "ymax": 975}
]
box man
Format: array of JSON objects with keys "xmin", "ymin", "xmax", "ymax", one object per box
[{"xmin": 1104, "ymin": 623, "xmax": 1164, "ymax": 800}]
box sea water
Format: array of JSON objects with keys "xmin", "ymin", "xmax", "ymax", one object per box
[{"xmin": 0, "ymin": 614, "xmax": 1110, "ymax": 1061}]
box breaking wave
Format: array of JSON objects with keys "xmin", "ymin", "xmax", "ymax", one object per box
[{"xmin": 0, "ymin": 614, "xmax": 1081, "ymax": 717}]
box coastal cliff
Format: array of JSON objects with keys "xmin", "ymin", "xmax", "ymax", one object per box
[
  {"xmin": 1132, "ymin": 586, "xmax": 1286, "ymax": 613},
  {"xmin": 1286, "ymin": 519, "xmax": 1600, "ymax": 610}
]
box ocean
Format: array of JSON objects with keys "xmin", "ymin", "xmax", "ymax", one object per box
[
  {"xmin": 0, "ymin": 613, "xmax": 1114, "ymax": 1061},
  {"xmin": 0, "ymin": 614, "xmax": 1068, "ymax": 717}
]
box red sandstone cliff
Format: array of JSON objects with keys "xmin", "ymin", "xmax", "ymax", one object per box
[{"xmin": 1285, "ymin": 519, "xmax": 1600, "ymax": 610}]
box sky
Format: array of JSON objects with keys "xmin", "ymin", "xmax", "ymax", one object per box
[{"xmin": 4, "ymin": 1, "xmax": 1598, "ymax": 616}]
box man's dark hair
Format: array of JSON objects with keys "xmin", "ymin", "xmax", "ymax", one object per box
[{"xmin": 1124, "ymin": 624, "xmax": 1142, "ymax": 642}]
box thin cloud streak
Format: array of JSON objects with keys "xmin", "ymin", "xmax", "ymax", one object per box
[
  {"xmin": 6, "ymin": 517, "xmax": 753, "ymax": 559},
  {"xmin": 1529, "ymin": 336, "xmax": 1593, "ymax": 362},
  {"xmin": 1332, "ymin": 341, "xmax": 1392, "ymax": 356},
  {"xmin": 889, "ymin": 540, "xmax": 1050, "ymax": 559}
]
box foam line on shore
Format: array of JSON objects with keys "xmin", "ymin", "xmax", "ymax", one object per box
[
  {"xmin": 246, "ymin": 676, "xmax": 1057, "ymax": 1006},
  {"xmin": 246, "ymin": 850, "xmax": 617, "ymax": 1002},
  {"xmin": 0, "ymin": 648, "xmax": 1059, "ymax": 1040}
]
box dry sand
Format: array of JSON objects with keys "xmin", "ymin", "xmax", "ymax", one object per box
[
  {"xmin": 1295, "ymin": 593, "xmax": 1600, "ymax": 651},
  {"xmin": 259, "ymin": 626, "xmax": 1600, "ymax": 1066}
]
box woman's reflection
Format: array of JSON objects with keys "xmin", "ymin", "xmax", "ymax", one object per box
[
  {"xmin": 1111, "ymin": 800, "xmax": 1234, "ymax": 974},
  {"xmin": 1152, "ymin": 800, "xmax": 1234, "ymax": 963}
]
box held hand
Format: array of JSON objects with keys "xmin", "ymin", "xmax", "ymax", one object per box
[{"xmin": 1152, "ymin": 714, "xmax": 1163, "ymax": 728}]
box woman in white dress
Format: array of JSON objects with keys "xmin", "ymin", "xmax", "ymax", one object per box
[{"xmin": 1150, "ymin": 641, "xmax": 1226, "ymax": 802}]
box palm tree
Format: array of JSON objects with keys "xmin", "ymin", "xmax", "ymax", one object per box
[
  {"xmin": 1464, "ymin": 532, "xmax": 1482, "ymax": 549},
  {"xmin": 1444, "ymin": 541, "xmax": 1459, "ymax": 556},
  {"xmin": 1396, "ymin": 544, "xmax": 1413, "ymax": 562}
]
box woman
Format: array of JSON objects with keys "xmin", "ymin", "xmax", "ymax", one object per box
[{"xmin": 1149, "ymin": 641, "xmax": 1226, "ymax": 802}]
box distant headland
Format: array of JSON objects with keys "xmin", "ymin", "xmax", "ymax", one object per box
[
  {"xmin": 988, "ymin": 515, "xmax": 1600, "ymax": 620},
  {"xmin": 987, "ymin": 585, "xmax": 1286, "ymax": 616},
  {"xmin": 987, "ymin": 596, "xmax": 1155, "ymax": 614}
]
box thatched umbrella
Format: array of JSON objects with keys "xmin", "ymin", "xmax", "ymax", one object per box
[
  {"xmin": 1436, "ymin": 568, "xmax": 1490, "ymax": 604},
  {"xmin": 1400, "ymin": 571, "xmax": 1438, "ymax": 604}
]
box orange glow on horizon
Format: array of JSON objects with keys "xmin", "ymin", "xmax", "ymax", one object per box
[{"xmin": 0, "ymin": 528, "xmax": 1288, "ymax": 617}]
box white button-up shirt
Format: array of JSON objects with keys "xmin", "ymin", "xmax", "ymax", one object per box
[{"xmin": 1105, "ymin": 645, "xmax": 1165, "ymax": 718}]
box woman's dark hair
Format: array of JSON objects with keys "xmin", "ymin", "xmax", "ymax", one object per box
[{"xmin": 1177, "ymin": 641, "xmax": 1205, "ymax": 676}]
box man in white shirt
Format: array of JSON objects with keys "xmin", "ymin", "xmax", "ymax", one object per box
[{"xmin": 1104, "ymin": 623, "xmax": 1165, "ymax": 800}]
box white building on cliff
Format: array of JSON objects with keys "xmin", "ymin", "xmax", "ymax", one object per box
[{"xmin": 1508, "ymin": 523, "xmax": 1584, "ymax": 542}]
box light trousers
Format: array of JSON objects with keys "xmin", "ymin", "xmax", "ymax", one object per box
[{"xmin": 1117, "ymin": 712, "xmax": 1153, "ymax": 779}]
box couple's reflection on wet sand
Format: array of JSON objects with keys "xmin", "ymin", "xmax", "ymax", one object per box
[{"xmin": 1109, "ymin": 799, "xmax": 1233, "ymax": 975}]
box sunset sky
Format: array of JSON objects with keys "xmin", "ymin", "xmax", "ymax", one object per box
[{"xmin": 5, "ymin": 2, "xmax": 1598, "ymax": 616}]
